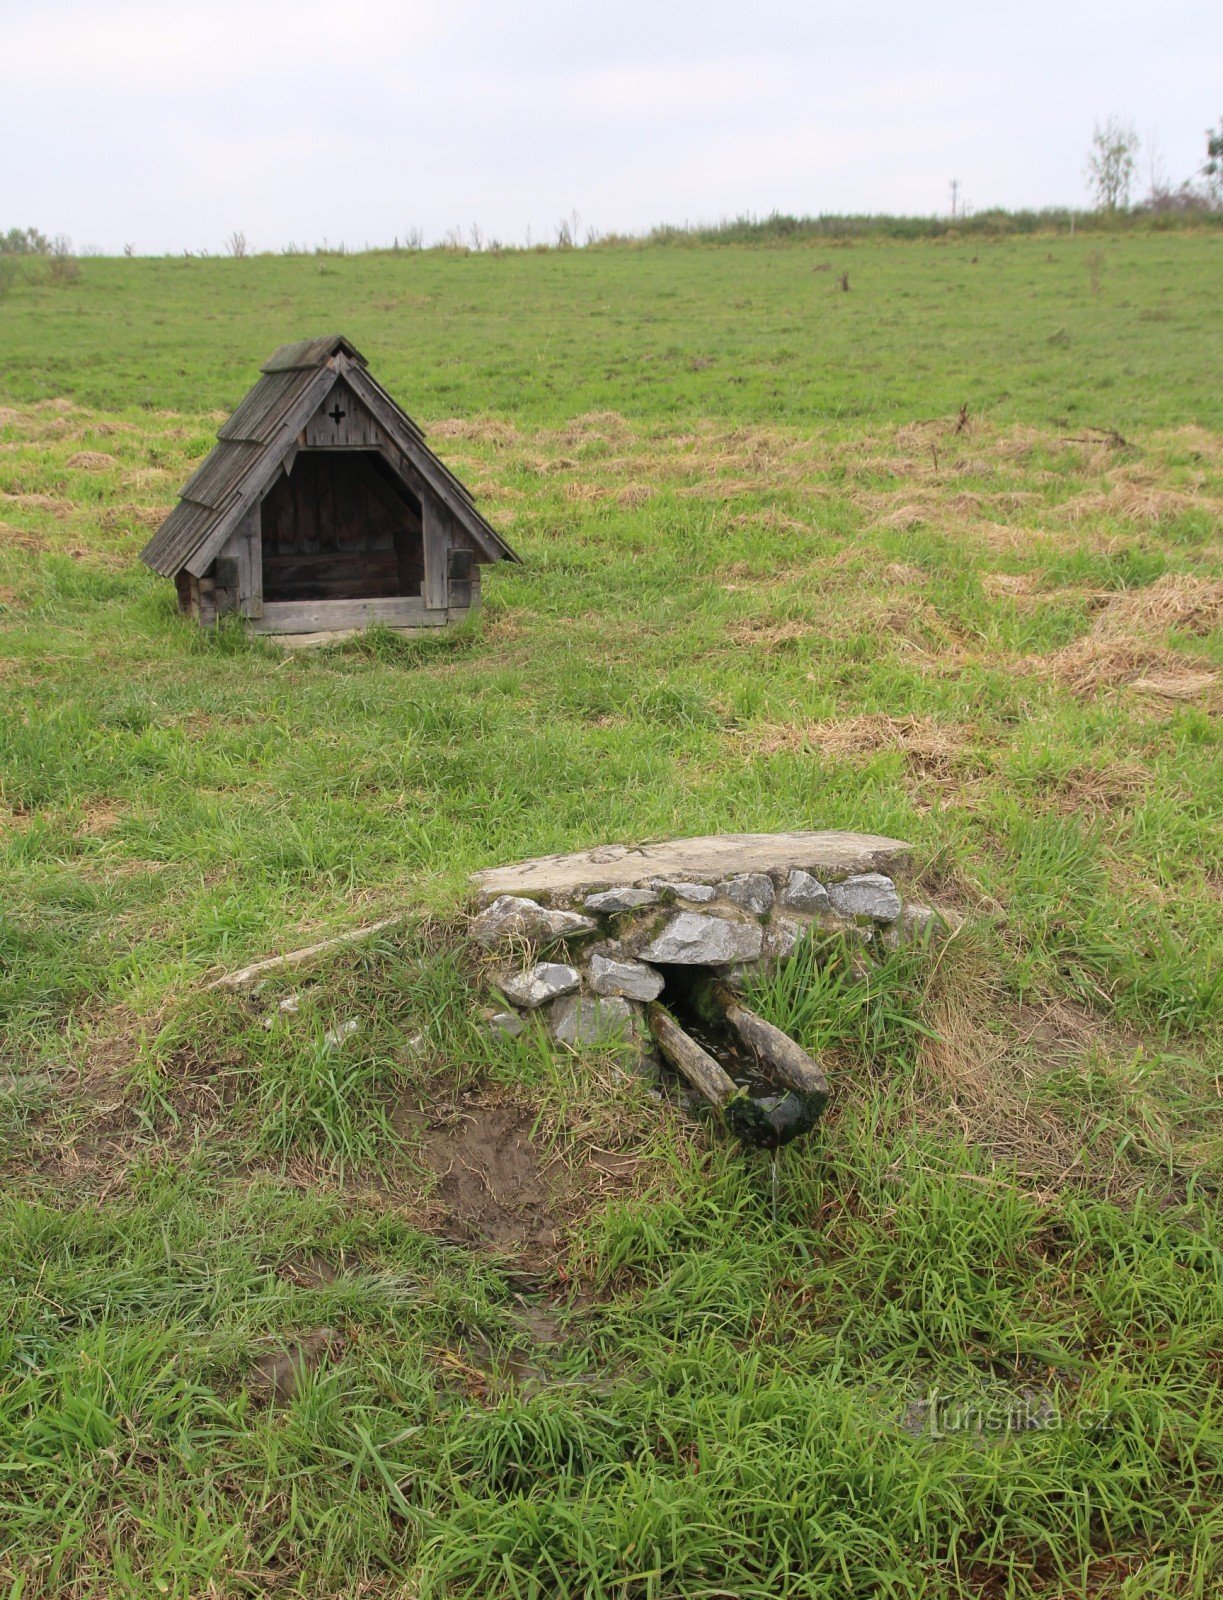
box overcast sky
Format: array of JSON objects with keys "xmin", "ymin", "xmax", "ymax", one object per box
[{"xmin": 5, "ymin": 0, "xmax": 1219, "ymax": 254}]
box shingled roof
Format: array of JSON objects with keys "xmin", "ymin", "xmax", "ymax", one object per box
[{"xmin": 141, "ymin": 335, "xmax": 518, "ymax": 578}]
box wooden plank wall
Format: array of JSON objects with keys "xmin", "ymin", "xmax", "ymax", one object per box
[
  {"xmin": 259, "ymin": 451, "xmax": 426, "ymax": 603},
  {"xmin": 217, "ymin": 506, "xmax": 264, "ymax": 618}
]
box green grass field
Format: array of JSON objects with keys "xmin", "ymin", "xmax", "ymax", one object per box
[{"xmin": 1, "ymin": 232, "xmax": 1221, "ymax": 1597}]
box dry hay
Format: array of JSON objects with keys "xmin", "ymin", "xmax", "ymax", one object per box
[
  {"xmin": 66, "ymin": 451, "xmax": 118, "ymax": 471},
  {"xmin": 1062, "ymin": 484, "xmax": 1213, "ymax": 524},
  {"xmin": 739, "ymin": 713, "xmax": 974, "ymax": 777},
  {"xmin": 102, "ymin": 505, "xmax": 173, "ymax": 532},
  {"xmin": 676, "ymin": 478, "xmax": 764, "ymax": 501},
  {"xmin": 872, "ymin": 502, "xmax": 927, "ymax": 531},
  {"xmin": 730, "ymin": 510, "xmax": 810, "ymax": 535},
  {"xmin": 121, "ymin": 466, "xmax": 172, "ymax": 489},
  {"xmin": 428, "ymin": 417, "xmax": 519, "ymax": 445},
  {"xmin": 1044, "ymin": 760, "xmax": 1154, "ymax": 817},
  {"xmin": 893, "ymin": 413, "xmax": 970, "ymax": 450},
  {"xmin": 0, "ymin": 491, "xmax": 72, "ymax": 518},
  {"xmin": 544, "ymin": 410, "xmax": 634, "ymax": 447},
  {"xmin": 1029, "ymin": 575, "xmax": 1222, "ymax": 700},
  {"xmin": 0, "ymin": 520, "xmax": 48, "ymax": 551},
  {"xmin": 1155, "ymin": 424, "xmax": 1223, "ymax": 465},
  {"xmin": 1037, "ymin": 639, "xmax": 1217, "ymax": 701},
  {"xmin": 912, "ymin": 978, "xmax": 1107, "ymax": 1188},
  {"xmin": 1090, "ymin": 574, "xmax": 1223, "ymax": 639},
  {"xmin": 982, "ymin": 571, "xmax": 1040, "ymax": 598},
  {"xmin": 725, "ymin": 617, "xmax": 814, "ymax": 650},
  {"xmin": 992, "ymin": 424, "xmax": 1052, "ymax": 463},
  {"xmin": 826, "ymin": 592, "xmax": 965, "ymax": 653},
  {"xmin": 615, "ymin": 483, "xmax": 655, "ymax": 509},
  {"xmin": 521, "ymin": 453, "xmax": 578, "ymax": 477},
  {"xmin": 1130, "ymin": 668, "xmax": 1219, "ymax": 701},
  {"xmin": 564, "ymin": 481, "xmax": 610, "ymax": 504},
  {"xmin": 882, "ymin": 561, "xmax": 926, "ymax": 586}
]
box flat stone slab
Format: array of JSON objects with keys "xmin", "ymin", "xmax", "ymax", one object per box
[{"xmin": 472, "ymin": 831, "xmax": 911, "ymax": 902}]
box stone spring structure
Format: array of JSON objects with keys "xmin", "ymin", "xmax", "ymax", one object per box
[{"xmin": 469, "ymin": 832, "xmax": 954, "ymax": 1143}]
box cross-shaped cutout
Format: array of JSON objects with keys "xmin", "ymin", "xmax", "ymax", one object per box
[{"xmin": 327, "ymin": 402, "xmax": 346, "ymax": 425}]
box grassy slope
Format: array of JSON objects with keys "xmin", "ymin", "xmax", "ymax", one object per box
[{"xmin": 0, "ymin": 235, "xmax": 1220, "ymax": 1598}]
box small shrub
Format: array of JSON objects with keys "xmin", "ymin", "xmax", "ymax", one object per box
[{"xmin": 47, "ymin": 235, "xmax": 79, "ymax": 284}]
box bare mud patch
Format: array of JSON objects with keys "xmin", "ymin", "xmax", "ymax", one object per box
[{"xmin": 411, "ymin": 1099, "xmax": 570, "ymax": 1259}]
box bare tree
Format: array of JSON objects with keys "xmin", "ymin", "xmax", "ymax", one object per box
[
  {"xmin": 1203, "ymin": 117, "xmax": 1223, "ymax": 205},
  {"xmin": 1086, "ymin": 117, "xmax": 1139, "ymax": 211},
  {"xmin": 225, "ymin": 229, "xmax": 248, "ymax": 259}
]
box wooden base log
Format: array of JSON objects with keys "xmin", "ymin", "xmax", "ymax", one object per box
[
  {"xmin": 713, "ymin": 983, "xmax": 830, "ymax": 1110},
  {"xmin": 646, "ymin": 1002, "xmax": 781, "ymax": 1149}
]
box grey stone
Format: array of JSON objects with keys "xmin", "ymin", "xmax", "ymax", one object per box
[
  {"xmin": 779, "ymin": 869, "xmax": 831, "ymax": 915},
  {"xmin": 881, "ymin": 903, "xmax": 960, "ymax": 950},
  {"xmin": 322, "ymin": 1018, "xmax": 360, "ymax": 1050},
  {"xmin": 472, "ymin": 829, "xmax": 912, "ymax": 901},
  {"xmin": 470, "ymin": 895, "xmax": 598, "ymax": 949},
  {"xmin": 488, "ymin": 1011, "xmax": 524, "ymax": 1039},
  {"xmin": 588, "ymin": 953, "xmax": 664, "ymax": 1001},
  {"xmin": 716, "ymin": 872, "xmax": 775, "ymax": 916},
  {"xmin": 763, "ymin": 915, "xmax": 806, "ymax": 963},
  {"xmin": 583, "ymin": 887, "xmax": 660, "ymax": 915},
  {"xmin": 651, "ymin": 879, "xmax": 717, "ymax": 903},
  {"xmin": 639, "ymin": 912, "xmax": 764, "ymax": 966},
  {"xmin": 550, "ymin": 993, "xmax": 635, "ymax": 1047},
  {"xmin": 826, "ymin": 873, "xmax": 902, "ymax": 924},
  {"xmin": 500, "ymin": 961, "xmax": 581, "ymax": 1009}
]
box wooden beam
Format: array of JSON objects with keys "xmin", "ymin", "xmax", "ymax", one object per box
[
  {"xmin": 646, "ymin": 1003, "xmax": 738, "ymax": 1107},
  {"xmin": 712, "ymin": 983, "xmax": 830, "ymax": 1110},
  {"xmin": 207, "ymin": 915, "xmax": 404, "ymax": 990},
  {"xmin": 247, "ymin": 596, "xmax": 456, "ymax": 634},
  {"xmin": 422, "ymin": 498, "xmax": 449, "ymax": 611}
]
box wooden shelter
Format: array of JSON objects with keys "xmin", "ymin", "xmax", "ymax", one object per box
[{"xmin": 141, "ymin": 335, "xmax": 518, "ymax": 640}]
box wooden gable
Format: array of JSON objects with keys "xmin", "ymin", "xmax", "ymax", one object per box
[{"xmin": 302, "ymin": 378, "xmax": 385, "ymax": 450}]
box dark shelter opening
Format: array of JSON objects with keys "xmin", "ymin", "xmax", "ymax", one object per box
[{"xmin": 260, "ymin": 450, "xmax": 424, "ymax": 603}]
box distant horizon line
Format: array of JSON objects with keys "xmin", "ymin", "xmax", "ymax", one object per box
[{"xmin": 15, "ymin": 199, "xmax": 1222, "ymax": 262}]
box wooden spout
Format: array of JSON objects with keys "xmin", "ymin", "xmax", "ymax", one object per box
[
  {"xmin": 646, "ymin": 1002, "xmax": 778, "ymax": 1148},
  {"xmin": 712, "ymin": 982, "xmax": 830, "ymax": 1114}
]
